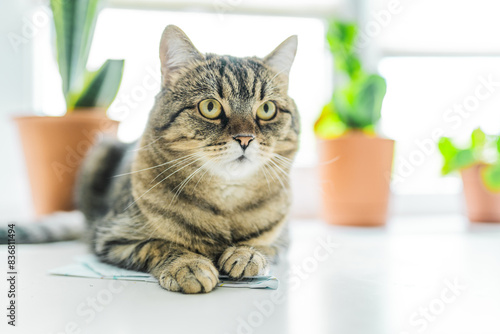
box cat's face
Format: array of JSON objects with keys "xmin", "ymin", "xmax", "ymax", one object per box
[{"xmin": 146, "ymin": 26, "xmax": 300, "ymax": 180}]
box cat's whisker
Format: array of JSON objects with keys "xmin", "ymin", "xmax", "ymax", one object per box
[
  {"xmin": 274, "ymin": 154, "xmax": 292, "ymax": 162},
  {"xmin": 259, "ymin": 164, "xmax": 272, "ymax": 194},
  {"xmin": 273, "ymin": 153, "xmax": 293, "ymax": 163},
  {"xmin": 169, "ymin": 159, "xmax": 212, "ymax": 207},
  {"xmin": 272, "ymin": 155, "xmax": 294, "ymax": 172},
  {"xmin": 268, "ymin": 68, "xmax": 287, "ymax": 87},
  {"xmin": 113, "ymin": 151, "xmax": 201, "ymax": 178},
  {"xmin": 261, "ymin": 164, "xmax": 275, "ymax": 184},
  {"xmin": 266, "ymin": 82, "xmax": 290, "ymax": 92},
  {"xmin": 266, "ymin": 162, "xmax": 288, "ymax": 193},
  {"xmin": 272, "ymin": 159, "xmax": 294, "ymax": 175},
  {"xmin": 272, "ymin": 156, "xmax": 292, "ymax": 169},
  {"xmin": 263, "ymin": 163, "xmax": 281, "ymax": 186},
  {"xmin": 269, "ymin": 158, "xmax": 290, "ymax": 179},
  {"xmin": 129, "ymin": 136, "xmax": 163, "ymax": 152},
  {"xmin": 272, "ymin": 160, "xmax": 291, "ymax": 174},
  {"xmin": 204, "ymin": 154, "xmax": 225, "ymax": 184},
  {"xmin": 123, "ymin": 156, "xmax": 206, "ymax": 212},
  {"xmin": 192, "ymin": 161, "xmax": 213, "ymax": 192},
  {"xmin": 171, "ymin": 160, "xmax": 208, "ymax": 194},
  {"xmin": 149, "ymin": 153, "xmax": 204, "ymax": 184},
  {"xmin": 193, "ymin": 153, "xmax": 225, "ymax": 191}
]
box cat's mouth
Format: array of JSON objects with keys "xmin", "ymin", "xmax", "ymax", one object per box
[{"xmin": 236, "ymin": 155, "xmax": 249, "ymax": 162}]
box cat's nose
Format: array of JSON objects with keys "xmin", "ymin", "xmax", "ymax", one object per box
[{"xmin": 233, "ymin": 134, "xmax": 255, "ymax": 150}]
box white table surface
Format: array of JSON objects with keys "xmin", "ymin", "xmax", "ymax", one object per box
[{"xmin": 1, "ymin": 215, "xmax": 500, "ymax": 334}]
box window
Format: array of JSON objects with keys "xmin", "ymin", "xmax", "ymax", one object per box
[
  {"xmin": 359, "ymin": 0, "xmax": 500, "ymax": 214},
  {"xmin": 379, "ymin": 57, "xmax": 500, "ymax": 196}
]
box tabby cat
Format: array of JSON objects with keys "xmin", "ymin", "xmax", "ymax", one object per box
[{"xmin": 77, "ymin": 25, "xmax": 299, "ymax": 294}]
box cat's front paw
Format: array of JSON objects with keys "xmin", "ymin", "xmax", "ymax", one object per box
[
  {"xmin": 218, "ymin": 246, "xmax": 268, "ymax": 279},
  {"xmin": 157, "ymin": 256, "xmax": 219, "ymax": 294}
]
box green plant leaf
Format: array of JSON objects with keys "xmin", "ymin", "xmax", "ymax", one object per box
[
  {"xmin": 482, "ymin": 162, "xmax": 500, "ymax": 192},
  {"xmin": 317, "ymin": 19, "xmax": 386, "ymax": 133},
  {"xmin": 438, "ymin": 137, "xmax": 477, "ymax": 175},
  {"xmin": 453, "ymin": 149, "xmax": 476, "ymax": 170},
  {"xmin": 326, "ymin": 21, "xmax": 357, "ymax": 54},
  {"xmin": 332, "ymin": 86, "xmax": 353, "ymax": 127},
  {"xmin": 314, "ymin": 103, "xmax": 346, "ymax": 138},
  {"xmin": 437, "ymin": 128, "xmax": 500, "ymax": 178},
  {"xmin": 441, "ymin": 147, "xmax": 475, "ymax": 175},
  {"xmin": 471, "ymin": 128, "xmax": 486, "ymax": 149},
  {"xmin": 352, "ymin": 74, "xmax": 387, "ymax": 128},
  {"xmin": 50, "ymin": 0, "xmax": 101, "ymax": 107},
  {"xmin": 438, "ymin": 137, "xmax": 456, "ymax": 158},
  {"xmin": 438, "ymin": 137, "xmax": 459, "ymax": 174},
  {"xmin": 73, "ymin": 59, "xmax": 125, "ymax": 109},
  {"xmin": 326, "ymin": 20, "xmax": 362, "ymax": 79},
  {"xmin": 337, "ymin": 55, "xmax": 362, "ymax": 79},
  {"xmin": 331, "ymin": 74, "xmax": 387, "ymax": 129}
]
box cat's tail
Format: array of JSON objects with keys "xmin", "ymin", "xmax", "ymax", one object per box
[
  {"xmin": 0, "ymin": 137, "xmax": 129, "ymax": 245},
  {"xmin": 0, "ymin": 211, "xmax": 86, "ymax": 244}
]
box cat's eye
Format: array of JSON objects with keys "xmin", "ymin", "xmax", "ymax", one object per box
[
  {"xmin": 256, "ymin": 101, "xmax": 277, "ymax": 121},
  {"xmin": 199, "ymin": 99, "xmax": 222, "ymax": 119}
]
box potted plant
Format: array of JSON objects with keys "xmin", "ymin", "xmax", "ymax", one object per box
[
  {"xmin": 314, "ymin": 20, "xmax": 393, "ymax": 226},
  {"xmin": 15, "ymin": 0, "xmax": 124, "ymax": 216},
  {"xmin": 438, "ymin": 128, "xmax": 500, "ymax": 222}
]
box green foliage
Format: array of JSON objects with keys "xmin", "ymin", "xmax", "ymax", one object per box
[
  {"xmin": 50, "ymin": 0, "xmax": 124, "ymax": 112},
  {"xmin": 333, "ymin": 74, "xmax": 386, "ymax": 129},
  {"xmin": 326, "ymin": 21, "xmax": 361, "ymax": 78},
  {"xmin": 74, "ymin": 59, "xmax": 125, "ymax": 108},
  {"xmin": 438, "ymin": 128, "xmax": 500, "ymax": 192},
  {"xmin": 315, "ymin": 20, "xmax": 387, "ymax": 138},
  {"xmin": 314, "ymin": 103, "xmax": 346, "ymax": 139},
  {"xmin": 483, "ymin": 163, "xmax": 500, "ymax": 192},
  {"xmin": 482, "ymin": 136, "xmax": 500, "ymax": 191}
]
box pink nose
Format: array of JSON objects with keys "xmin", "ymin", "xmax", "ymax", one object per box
[{"xmin": 233, "ymin": 134, "xmax": 255, "ymax": 150}]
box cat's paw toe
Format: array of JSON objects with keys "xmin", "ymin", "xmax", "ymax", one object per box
[
  {"xmin": 218, "ymin": 246, "xmax": 268, "ymax": 279},
  {"xmin": 158, "ymin": 257, "xmax": 218, "ymax": 294}
]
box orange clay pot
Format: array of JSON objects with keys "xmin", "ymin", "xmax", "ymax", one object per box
[
  {"xmin": 15, "ymin": 111, "xmax": 119, "ymax": 216},
  {"xmin": 461, "ymin": 164, "xmax": 500, "ymax": 222},
  {"xmin": 318, "ymin": 131, "xmax": 394, "ymax": 226}
]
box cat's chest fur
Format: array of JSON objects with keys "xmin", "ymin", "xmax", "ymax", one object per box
[
  {"xmin": 206, "ymin": 180, "xmax": 265, "ymax": 214},
  {"xmin": 214, "ymin": 182, "xmax": 248, "ymax": 202}
]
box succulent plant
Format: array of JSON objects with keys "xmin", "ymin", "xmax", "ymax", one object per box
[{"xmin": 50, "ymin": 0, "xmax": 124, "ymax": 112}]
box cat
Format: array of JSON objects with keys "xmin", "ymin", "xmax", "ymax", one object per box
[{"xmin": 4, "ymin": 25, "xmax": 300, "ymax": 294}]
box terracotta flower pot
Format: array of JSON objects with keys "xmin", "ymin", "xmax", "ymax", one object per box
[
  {"xmin": 15, "ymin": 111, "xmax": 119, "ymax": 216},
  {"xmin": 461, "ymin": 164, "xmax": 500, "ymax": 222},
  {"xmin": 318, "ymin": 131, "xmax": 394, "ymax": 226}
]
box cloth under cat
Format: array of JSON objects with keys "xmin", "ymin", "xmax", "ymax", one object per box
[{"xmin": 50, "ymin": 255, "xmax": 279, "ymax": 289}]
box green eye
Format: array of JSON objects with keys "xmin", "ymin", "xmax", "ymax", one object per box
[
  {"xmin": 257, "ymin": 101, "xmax": 277, "ymax": 120},
  {"xmin": 199, "ymin": 99, "xmax": 222, "ymax": 119}
]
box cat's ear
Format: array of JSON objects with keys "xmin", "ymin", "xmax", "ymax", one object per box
[
  {"xmin": 264, "ymin": 35, "xmax": 298, "ymax": 78},
  {"xmin": 159, "ymin": 25, "xmax": 204, "ymax": 87}
]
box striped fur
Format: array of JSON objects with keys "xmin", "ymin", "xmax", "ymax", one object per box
[
  {"xmin": 74, "ymin": 26, "xmax": 299, "ymax": 293},
  {"xmin": 0, "ymin": 212, "xmax": 86, "ymax": 244}
]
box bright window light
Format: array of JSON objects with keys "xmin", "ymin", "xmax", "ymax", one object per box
[
  {"xmin": 370, "ymin": 0, "xmax": 500, "ymax": 54},
  {"xmin": 379, "ymin": 57, "xmax": 500, "ymax": 195}
]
